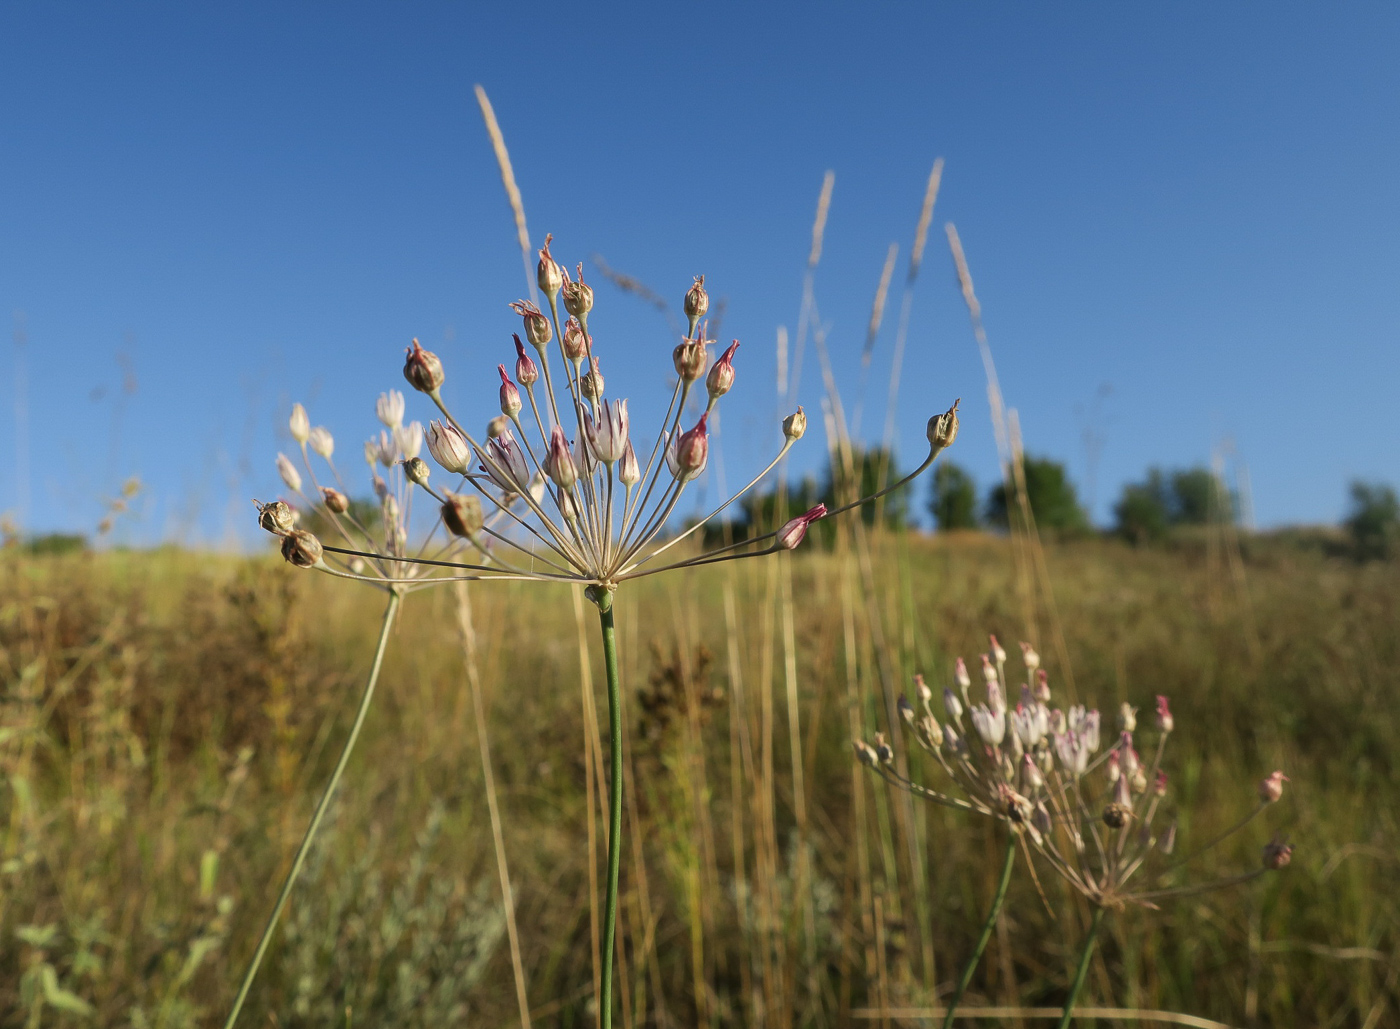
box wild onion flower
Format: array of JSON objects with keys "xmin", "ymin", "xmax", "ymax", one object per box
[{"xmin": 240, "ymin": 236, "xmax": 961, "ymax": 1029}]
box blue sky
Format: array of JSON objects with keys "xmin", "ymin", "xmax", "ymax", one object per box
[{"xmin": 3, "ymin": 3, "xmax": 1399, "ymax": 544}]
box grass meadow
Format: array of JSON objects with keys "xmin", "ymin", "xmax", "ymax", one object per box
[{"xmin": 3, "ymin": 524, "xmax": 1397, "ymax": 1027}]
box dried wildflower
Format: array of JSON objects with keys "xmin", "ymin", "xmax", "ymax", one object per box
[
  {"xmin": 280, "ymin": 529, "xmax": 323, "ymax": 568},
  {"xmin": 321, "ymin": 487, "xmax": 349, "ymax": 513},
  {"xmin": 403, "ymin": 338, "xmax": 444, "ymax": 394},
  {"xmin": 256, "ymin": 499, "xmax": 295, "ymax": 534},
  {"xmin": 537, "ymin": 233, "xmax": 564, "ymax": 299},
  {"xmin": 783, "ymin": 406, "xmax": 807, "ymax": 441},
  {"xmin": 510, "ymin": 299, "xmax": 552, "ymax": 348},
  {"xmin": 683, "ymin": 274, "xmax": 709, "ymax": 335},
  {"xmin": 673, "ymin": 337, "xmax": 707, "ymax": 382},
  {"xmin": 561, "ymin": 264, "xmax": 594, "ymax": 320}
]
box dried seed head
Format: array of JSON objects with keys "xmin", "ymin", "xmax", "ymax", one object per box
[
  {"xmin": 376, "ymin": 390, "xmax": 405, "ymax": 429},
  {"xmin": 403, "ymin": 457, "xmax": 430, "ymax": 486},
  {"xmin": 1020, "ymin": 641, "xmax": 1040, "ymax": 670},
  {"xmin": 308, "ymin": 426, "xmax": 334, "ymax": 459},
  {"xmin": 562, "ymin": 317, "xmax": 589, "ymax": 362},
  {"xmin": 1262, "ymin": 834, "xmax": 1293, "ymax": 870},
  {"xmin": 276, "ymin": 453, "xmax": 302, "ymax": 492},
  {"xmin": 898, "ymin": 694, "xmax": 915, "ymax": 724},
  {"xmin": 1155, "ymin": 695, "xmax": 1174, "ymax": 733},
  {"xmin": 487, "ymin": 415, "xmax": 509, "ymax": 440},
  {"xmin": 280, "ymin": 529, "xmax": 323, "ymax": 568},
  {"xmin": 513, "ymin": 334, "xmax": 540, "ymax": 386},
  {"xmin": 257, "ymin": 499, "xmax": 295, "ymax": 534},
  {"xmin": 926, "ymin": 398, "xmax": 961, "ymax": 451},
  {"xmin": 1102, "ymin": 803, "xmax": 1130, "ymax": 829},
  {"xmin": 782, "ymin": 406, "xmax": 807, "ymax": 441},
  {"xmin": 561, "ymin": 265, "xmax": 594, "ymax": 319},
  {"xmin": 854, "ymin": 739, "xmax": 878, "ymax": 767},
  {"xmin": 403, "ymin": 339, "xmax": 445, "ymax": 394},
  {"xmin": 289, "ymin": 403, "xmax": 310, "ymax": 443},
  {"xmin": 580, "ymin": 358, "xmax": 604, "ymax": 401},
  {"xmin": 426, "ymin": 420, "xmax": 472, "ymax": 475},
  {"xmin": 510, "ymin": 300, "xmax": 552, "ymax": 348},
  {"xmin": 617, "ymin": 440, "xmax": 641, "ymax": 486},
  {"xmin": 874, "ymin": 732, "xmax": 894, "ymax": 765},
  {"xmin": 498, "ymin": 366, "xmax": 522, "ymax": 418},
  {"xmin": 321, "ymin": 487, "xmax": 349, "ymax": 513},
  {"xmin": 1258, "ymin": 770, "xmax": 1289, "ymax": 804},
  {"xmin": 673, "ymin": 338, "xmax": 707, "ymax": 382},
  {"xmin": 442, "ymin": 492, "xmax": 484, "ymax": 537},
  {"xmin": 537, "ymin": 234, "xmax": 564, "ymax": 299},
  {"xmin": 776, "ymin": 503, "xmax": 827, "ymax": 550},
  {"xmin": 706, "ymin": 340, "xmax": 740, "ymax": 400},
  {"xmin": 684, "ymin": 275, "xmax": 709, "ymax": 334}
]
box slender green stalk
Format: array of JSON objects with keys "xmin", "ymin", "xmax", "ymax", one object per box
[
  {"xmin": 943, "ymin": 832, "xmax": 1017, "ymax": 1029},
  {"xmin": 1058, "ymin": 905, "xmax": 1106, "ymax": 1029},
  {"xmin": 590, "ymin": 587, "xmax": 623, "ymax": 1029},
  {"xmin": 223, "ymin": 591, "xmax": 402, "ymax": 1029}
]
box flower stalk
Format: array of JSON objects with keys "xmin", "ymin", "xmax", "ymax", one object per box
[
  {"xmin": 943, "ymin": 832, "xmax": 1018, "ymax": 1029},
  {"xmin": 1058, "ymin": 905, "xmax": 1105, "ymax": 1029}
]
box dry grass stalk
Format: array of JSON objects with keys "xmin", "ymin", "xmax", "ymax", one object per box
[{"xmin": 473, "ymin": 85, "xmax": 536, "ymax": 302}]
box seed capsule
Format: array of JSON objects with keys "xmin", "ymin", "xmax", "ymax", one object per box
[
  {"xmin": 403, "ymin": 339, "xmax": 445, "ymax": 394},
  {"xmin": 673, "ymin": 338, "xmax": 706, "ymax": 383},
  {"xmin": 510, "ymin": 300, "xmax": 552, "ymax": 348},
  {"xmin": 561, "ymin": 265, "xmax": 594, "ymax": 319},
  {"xmin": 926, "ymin": 399, "xmax": 960, "ymax": 451},
  {"xmin": 403, "ymin": 458, "xmax": 430, "ymax": 487},
  {"xmin": 280, "ymin": 529, "xmax": 322, "ymax": 568},
  {"xmin": 257, "ymin": 499, "xmax": 295, "ymax": 534},
  {"xmin": 684, "ymin": 275, "xmax": 709, "ymax": 335},
  {"xmin": 321, "ymin": 487, "xmax": 349, "ymax": 513},
  {"xmin": 537, "ymin": 234, "xmax": 564, "ymax": 299},
  {"xmin": 513, "ymin": 334, "xmax": 539, "ymax": 387},
  {"xmin": 442, "ymin": 492, "xmax": 484, "ymax": 537}
]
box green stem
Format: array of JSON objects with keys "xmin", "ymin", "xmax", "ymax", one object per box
[
  {"xmin": 596, "ymin": 589, "xmax": 623, "ymax": 1029},
  {"xmin": 942, "ymin": 832, "xmax": 1017, "ymax": 1029},
  {"xmin": 223, "ymin": 591, "xmax": 402, "ymax": 1029},
  {"xmin": 1057, "ymin": 905, "xmax": 1106, "ymax": 1029}
]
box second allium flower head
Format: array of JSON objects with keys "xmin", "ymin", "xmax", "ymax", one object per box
[{"xmin": 261, "ymin": 234, "xmax": 961, "ymax": 591}]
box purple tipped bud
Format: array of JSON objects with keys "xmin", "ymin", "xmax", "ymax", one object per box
[
  {"xmin": 777, "ymin": 504, "xmax": 827, "ymax": 550},
  {"xmin": 321, "ymin": 487, "xmax": 349, "ymax": 513},
  {"xmin": 706, "ymin": 340, "xmax": 740, "ymax": 400},
  {"xmin": 510, "ymin": 300, "xmax": 552, "ymax": 348},
  {"xmin": 513, "ymin": 335, "xmax": 540, "ymax": 386},
  {"xmin": 403, "ymin": 339, "xmax": 445, "ymax": 394},
  {"xmin": 669, "ymin": 414, "xmax": 708, "ymax": 481},
  {"xmin": 618, "ymin": 440, "xmax": 640, "ymax": 486},
  {"xmin": 1156, "ymin": 695, "xmax": 1174, "ymax": 733},
  {"xmin": 782, "ymin": 406, "xmax": 807, "ymax": 441},
  {"xmin": 426, "ymin": 420, "xmax": 472, "ymax": 475},
  {"xmin": 1263, "ymin": 834, "xmax": 1293, "ymax": 870},
  {"xmin": 280, "ymin": 529, "xmax": 322, "ymax": 568},
  {"xmin": 898, "ymin": 695, "xmax": 914, "ymax": 724},
  {"xmin": 537, "ymin": 234, "xmax": 564, "ymax": 298},
  {"xmin": 955, "ymin": 657, "xmax": 972, "ymax": 689},
  {"xmin": 914, "ymin": 673, "xmax": 933, "ymax": 704},
  {"xmin": 256, "ymin": 499, "xmax": 295, "ymax": 534},
  {"xmin": 498, "ymin": 365, "xmax": 522, "ymax": 418},
  {"xmin": 544, "ymin": 426, "xmax": 578, "ymax": 490},
  {"xmin": 1258, "ymin": 771, "xmax": 1289, "ymax": 804},
  {"xmin": 981, "ymin": 653, "xmax": 998, "ymax": 684}
]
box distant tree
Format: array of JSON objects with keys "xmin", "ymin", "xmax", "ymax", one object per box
[
  {"xmin": 1113, "ymin": 476, "xmax": 1170, "ymax": 544},
  {"xmin": 823, "ymin": 446, "xmax": 908, "ymax": 530},
  {"xmin": 24, "ymin": 533, "xmax": 88, "ymax": 556},
  {"xmin": 1113, "ymin": 465, "xmax": 1236, "ymax": 544},
  {"xmin": 928, "ymin": 461, "xmax": 979, "ymax": 531},
  {"xmin": 1170, "ymin": 467, "xmax": 1229, "ymax": 525},
  {"xmin": 1344, "ymin": 481, "xmax": 1399, "ymax": 561},
  {"xmin": 986, "ymin": 455, "xmax": 1089, "ymax": 534}
]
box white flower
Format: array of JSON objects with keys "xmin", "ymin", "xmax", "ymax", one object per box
[
  {"xmin": 374, "ymin": 431, "xmax": 395, "ymax": 467},
  {"xmin": 483, "ymin": 429, "xmax": 529, "ymax": 491},
  {"xmin": 970, "ymin": 704, "xmax": 1006, "ymax": 747},
  {"xmin": 586, "ymin": 399, "xmax": 629, "ymax": 464},
  {"xmin": 394, "ymin": 421, "xmax": 423, "ymax": 460},
  {"xmin": 426, "ymin": 420, "xmax": 472, "ymax": 475},
  {"xmin": 276, "ymin": 453, "xmax": 302, "ymax": 491},
  {"xmin": 289, "ymin": 403, "xmax": 310, "ymax": 443},
  {"xmin": 376, "ymin": 389, "xmax": 405, "ymax": 429},
  {"xmin": 308, "ymin": 426, "xmax": 334, "ymax": 459}
]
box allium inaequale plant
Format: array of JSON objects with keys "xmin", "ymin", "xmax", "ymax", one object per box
[
  {"xmin": 860, "ymin": 635, "xmax": 1291, "ymax": 1027},
  {"xmin": 240, "ymin": 236, "xmax": 962, "ymax": 1028}
]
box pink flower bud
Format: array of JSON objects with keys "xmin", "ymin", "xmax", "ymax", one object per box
[
  {"xmin": 426, "ymin": 420, "xmax": 472, "ymax": 475},
  {"xmin": 543, "ymin": 426, "xmax": 578, "ymax": 490},
  {"xmin": 1154, "ymin": 770, "xmax": 1168, "ymax": 796},
  {"xmin": 669, "ymin": 414, "xmax": 708, "ymax": 481},
  {"xmin": 955, "ymin": 657, "xmax": 971, "ymax": 690},
  {"xmin": 1034, "ymin": 669, "xmax": 1051, "ymax": 703},
  {"xmin": 1155, "ymin": 695, "xmax": 1174, "ymax": 733},
  {"xmin": 562, "ymin": 317, "xmax": 589, "ymax": 362},
  {"xmin": 776, "ymin": 504, "xmax": 827, "ymax": 550},
  {"xmin": 513, "ymin": 334, "xmax": 539, "ymax": 386},
  {"xmin": 1019, "ymin": 641, "xmax": 1040, "ymax": 670},
  {"xmin": 989, "ymin": 635, "xmax": 1007, "ymax": 665},
  {"xmin": 498, "ymin": 365, "xmax": 522, "ymax": 418},
  {"xmin": 914, "ymin": 673, "xmax": 933, "ymax": 704},
  {"xmin": 510, "ymin": 300, "xmax": 552, "ymax": 348},
  {"xmin": 618, "ymin": 440, "xmax": 640, "ymax": 486},
  {"xmin": 1258, "ymin": 771, "xmax": 1289, "ymax": 804},
  {"xmin": 981, "ymin": 653, "xmax": 998, "ymax": 683},
  {"xmin": 403, "ymin": 338, "xmax": 444, "ymax": 394},
  {"xmin": 706, "ymin": 340, "xmax": 740, "ymax": 400}
]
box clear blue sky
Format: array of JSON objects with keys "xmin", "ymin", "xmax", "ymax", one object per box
[{"xmin": 4, "ymin": 2, "xmax": 1399, "ymax": 544}]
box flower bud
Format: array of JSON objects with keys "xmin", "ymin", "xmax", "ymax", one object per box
[
  {"xmin": 673, "ymin": 338, "xmax": 706, "ymax": 382},
  {"xmin": 280, "ymin": 529, "xmax": 322, "ymax": 568},
  {"xmin": 580, "ymin": 358, "xmax": 604, "ymax": 401},
  {"xmin": 914, "ymin": 673, "xmax": 933, "ymax": 705},
  {"xmin": 308, "ymin": 426, "xmax": 334, "ymax": 459},
  {"xmin": 487, "ymin": 415, "xmax": 509, "ymax": 440},
  {"xmin": 853, "ymin": 740, "xmax": 878, "ymax": 767},
  {"xmin": 1020, "ymin": 641, "xmax": 1040, "ymax": 670},
  {"xmin": 898, "ymin": 694, "xmax": 915, "ymax": 725},
  {"xmin": 674, "ymin": 414, "xmax": 709, "ymax": 479},
  {"xmin": 587, "ymin": 399, "xmax": 629, "ymax": 464},
  {"xmin": 276, "ymin": 453, "xmax": 302, "ymax": 492},
  {"xmin": 426, "ymin": 420, "xmax": 472, "ymax": 475},
  {"xmin": 706, "ymin": 341, "xmax": 740, "ymax": 401},
  {"xmin": 782, "ymin": 406, "xmax": 807, "ymax": 441},
  {"xmin": 920, "ymin": 713, "xmax": 944, "ymax": 748},
  {"xmin": 544, "ymin": 426, "xmax": 578, "ymax": 491},
  {"xmin": 1034, "ymin": 669, "xmax": 1051, "ymax": 703},
  {"xmin": 257, "ymin": 499, "xmax": 295, "ymax": 534},
  {"xmin": 372, "ymin": 474, "xmax": 388, "ymax": 500},
  {"xmin": 1258, "ymin": 770, "xmax": 1289, "ymax": 804},
  {"xmin": 955, "ymin": 657, "xmax": 971, "ymax": 690},
  {"xmin": 926, "ymin": 399, "xmax": 960, "ymax": 451},
  {"xmin": 618, "ymin": 440, "xmax": 640, "ymax": 486},
  {"xmin": 376, "ymin": 390, "xmax": 405, "ymax": 429},
  {"xmin": 403, "ymin": 338, "xmax": 444, "ymax": 394},
  {"xmin": 1032, "ymin": 802, "xmax": 1053, "ymax": 836},
  {"xmin": 1119, "ymin": 703, "xmax": 1138, "ymax": 733},
  {"xmin": 321, "ymin": 487, "xmax": 349, "ymax": 513},
  {"xmin": 874, "ymin": 732, "xmax": 894, "ymax": 765},
  {"xmin": 943, "ymin": 686, "xmax": 963, "ymax": 722},
  {"xmin": 1155, "ymin": 695, "xmax": 1174, "ymax": 733},
  {"xmin": 561, "ymin": 264, "xmax": 594, "ymax": 319},
  {"xmin": 1021, "ymin": 752, "xmax": 1045, "ymax": 792},
  {"xmin": 442, "ymin": 492, "xmax": 484, "ymax": 537},
  {"xmin": 981, "ymin": 653, "xmax": 999, "ymax": 684},
  {"xmin": 776, "ymin": 504, "xmax": 827, "ymax": 550},
  {"xmin": 562, "ymin": 317, "xmax": 589, "ymax": 362},
  {"xmin": 684, "ymin": 275, "xmax": 709, "ymax": 334},
  {"xmin": 513, "ymin": 335, "xmax": 539, "ymax": 387},
  {"xmin": 510, "ymin": 300, "xmax": 552, "ymax": 348},
  {"xmin": 1154, "ymin": 770, "xmax": 1168, "ymax": 796},
  {"xmin": 394, "ymin": 422, "xmax": 423, "ymax": 460},
  {"xmin": 1262, "ymin": 834, "xmax": 1293, "ymax": 870},
  {"xmin": 498, "ymin": 366, "xmax": 522, "ymax": 418},
  {"xmin": 403, "ymin": 457, "xmax": 430, "ymax": 486},
  {"xmin": 989, "ymin": 634, "xmax": 1007, "ymax": 665},
  {"xmin": 289, "ymin": 403, "xmax": 310, "ymax": 443},
  {"xmin": 537, "ymin": 234, "xmax": 564, "ymax": 299}
]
